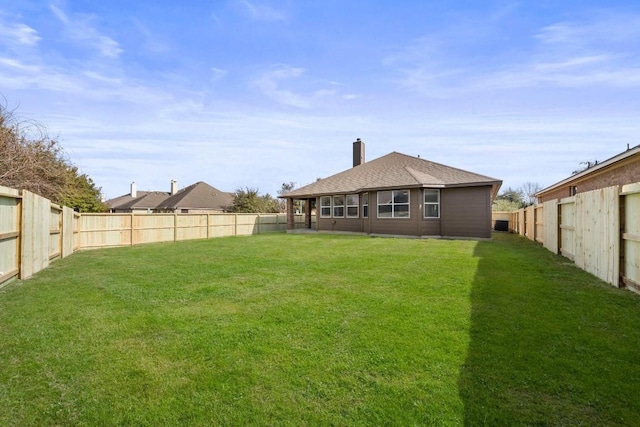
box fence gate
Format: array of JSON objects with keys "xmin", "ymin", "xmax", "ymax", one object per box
[{"xmin": 574, "ymin": 187, "xmax": 620, "ymax": 286}]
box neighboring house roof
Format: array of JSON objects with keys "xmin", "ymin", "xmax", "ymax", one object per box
[
  {"xmin": 157, "ymin": 181, "xmax": 233, "ymax": 210},
  {"xmin": 282, "ymin": 151, "xmax": 502, "ymax": 199},
  {"xmin": 106, "ymin": 181, "xmax": 233, "ymax": 211},
  {"xmin": 536, "ymin": 144, "xmax": 640, "ymax": 198}
]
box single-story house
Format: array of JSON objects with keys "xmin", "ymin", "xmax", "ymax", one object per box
[
  {"xmin": 536, "ymin": 144, "xmax": 640, "ymax": 203},
  {"xmin": 106, "ymin": 180, "xmax": 233, "ymax": 213},
  {"xmin": 280, "ymin": 140, "xmax": 502, "ymax": 239}
]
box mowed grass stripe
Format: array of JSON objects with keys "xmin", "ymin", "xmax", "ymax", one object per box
[{"xmin": 0, "ymin": 233, "xmax": 639, "ymax": 426}]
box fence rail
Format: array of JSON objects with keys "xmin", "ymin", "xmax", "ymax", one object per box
[
  {"xmin": 494, "ymin": 182, "xmax": 640, "ymax": 293},
  {"xmin": 0, "ymin": 185, "xmax": 312, "ymax": 287}
]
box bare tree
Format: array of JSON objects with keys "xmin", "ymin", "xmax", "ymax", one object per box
[
  {"xmin": 520, "ymin": 182, "xmax": 542, "ymax": 206},
  {"xmin": 1, "ymin": 99, "xmax": 107, "ymax": 211}
]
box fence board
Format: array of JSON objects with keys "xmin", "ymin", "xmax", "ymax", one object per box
[
  {"xmin": 535, "ymin": 205, "xmax": 544, "ymax": 243},
  {"xmin": 20, "ymin": 191, "xmax": 51, "ymax": 280},
  {"xmin": 0, "ymin": 186, "xmax": 21, "ymax": 286},
  {"xmin": 525, "ymin": 205, "xmax": 535, "ymax": 240},
  {"xmin": 559, "ymin": 197, "xmax": 576, "ymax": 260},
  {"xmin": 49, "ymin": 205, "xmax": 62, "ymax": 260},
  {"xmin": 574, "ymin": 187, "xmax": 620, "ymax": 286},
  {"xmin": 622, "ymin": 183, "xmax": 640, "ymax": 292},
  {"xmin": 62, "ymin": 207, "xmax": 75, "ymax": 258},
  {"xmin": 542, "ymin": 200, "xmax": 558, "ymax": 254},
  {"xmin": 517, "ymin": 210, "xmax": 526, "ymax": 236}
]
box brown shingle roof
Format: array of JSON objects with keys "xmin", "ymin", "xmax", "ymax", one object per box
[
  {"xmin": 282, "ymin": 152, "xmax": 501, "ymax": 198},
  {"xmin": 157, "ymin": 181, "xmax": 233, "ymax": 210},
  {"xmin": 106, "ymin": 181, "xmax": 233, "ymax": 211},
  {"xmin": 107, "ymin": 191, "xmax": 170, "ymax": 210}
]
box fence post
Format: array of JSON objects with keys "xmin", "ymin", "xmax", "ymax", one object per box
[
  {"xmin": 130, "ymin": 213, "xmax": 134, "ymax": 246},
  {"xmin": 174, "ymin": 213, "xmax": 178, "ymax": 242},
  {"xmin": 619, "ymin": 191, "xmax": 626, "ymax": 289}
]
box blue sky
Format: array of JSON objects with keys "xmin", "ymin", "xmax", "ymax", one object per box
[{"xmin": 1, "ymin": 1, "xmax": 639, "ymax": 199}]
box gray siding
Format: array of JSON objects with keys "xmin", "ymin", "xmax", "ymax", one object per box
[{"xmin": 441, "ymin": 186, "xmax": 492, "ymax": 238}]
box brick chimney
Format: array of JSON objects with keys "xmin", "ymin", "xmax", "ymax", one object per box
[
  {"xmin": 170, "ymin": 179, "xmax": 178, "ymax": 195},
  {"xmin": 130, "ymin": 182, "xmax": 137, "ymax": 198},
  {"xmin": 353, "ymin": 138, "xmax": 365, "ymax": 167}
]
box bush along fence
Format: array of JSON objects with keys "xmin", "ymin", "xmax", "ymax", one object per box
[
  {"xmin": 0, "ymin": 185, "xmax": 313, "ymax": 288},
  {"xmin": 497, "ymin": 182, "xmax": 640, "ymax": 294}
]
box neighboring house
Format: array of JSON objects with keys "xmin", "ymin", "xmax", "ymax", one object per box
[
  {"xmin": 536, "ymin": 145, "xmax": 640, "ymax": 203},
  {"xmin": 106, "ymin": 180, "xmax": 233, "ymax": 213},
  {"xmin": 280, "ymin": 140, "xmax": 502, "ymax": 239}
]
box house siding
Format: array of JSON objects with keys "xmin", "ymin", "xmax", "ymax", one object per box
[
  {"xmin": 317, "ymin": 216, "xmax": 363, "ymax": 232},
  {"xmin": 441, "ymin": 186, "xmax": 492, "ymax": 238},
  {"xmin": 312, "ymin": 187, "xmax": 492, "ymax": 238},
  {"xmin": 368, "ymin": 189, "xmax": 420, "ymax": 236},
  {"xmin": 538, "ymin": 156, "xmax": 640, "ymax": 202}
]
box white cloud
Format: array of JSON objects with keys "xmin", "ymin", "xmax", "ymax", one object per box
[
  {"xmin": 0, "ymin": 22, "xmax": 41, "ymax": 46},
  {"xmin": 49, "ymin": 4, "xmax": 123, "ymax": 58},
  {"xmin": 0, "ymin": 57, "xmax": 40, "ymax": 73},
  {"xmin": 254, "ymin": 66, "xmax": 310, "ymax": 108}
]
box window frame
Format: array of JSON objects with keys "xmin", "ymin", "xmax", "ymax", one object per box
[
  {"xmin": 346, "ymin": 194, "xmax": 359, "ymax": 218},
  {"xmin": 423, "ymin": 189, "xmax": 440, "ymax": 219},
  {"xmin": 362, "ymin": 192, "xmax": 369, "ymax": 218},
  {"xmin": 320, "ymin": 196, "xmax": 331, "ymax": 218},
  {"xmin": 333, "ymin": 195, "xmax": 345, "ymax": 218},
  {"xmin": 377, "ymin": 189, "xmax": 410, "ymax": 219}
]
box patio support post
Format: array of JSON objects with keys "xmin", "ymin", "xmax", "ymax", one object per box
[
  {"xmin": 286, "ymin": 198, "xmax": 295, "ymax": 230},
  {"xmin": 305, "ymin": 198, "xmax": 312, "ymax": 229}
]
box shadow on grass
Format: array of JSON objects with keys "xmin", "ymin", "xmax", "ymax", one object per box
[{"xmin": 458, "ymin": 233, "xmax": 640, "ymax": 426}]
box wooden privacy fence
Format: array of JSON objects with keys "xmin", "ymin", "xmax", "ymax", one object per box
[
  {"xmin": 0, "ymin": 186, "xmax": 78, "ymax": 286},
  {"xmin": 503, "ymin": 183, "xmax": 640, "ymax": 293},
  {"xmin": 0, "ymin": 184, "xmax": 312, "ymax": 287},
  {"xmin": 77, "ymin": 212, "xmax": 303, "ymax": 249}
]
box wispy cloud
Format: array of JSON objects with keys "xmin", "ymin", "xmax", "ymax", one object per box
[
  {"xmin": 253, "ymin": 66, "xmax": 360, "ymax": 107},
  {"xmin": 254, "ymin": 66, "xmax": 310, "ymax": 107},
  {"xmin": 49, "ymin": 4, "xmax": 123, "ymax": 58},
  {"xmin": 0, "ymin": 21, "xmax": 41, "ymax": 46},
  {"xmin": 211, "ymin": 67, "xmax": 228, "ymax": 81},
  {"xmin": 0, "ymin": 57, "xmax": 40, "ymax": 73},
  {"xmin": 388, "ymin": 10, "xmax": 640, "ymax": 96},
  {"xmin": 237, "ymin": 0, "xmax": 286, "ymax": 21}
]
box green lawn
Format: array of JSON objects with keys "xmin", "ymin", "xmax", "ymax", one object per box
[{"xmin": 1, "ymin": 233, "xmax": 639, "ymax": 426}]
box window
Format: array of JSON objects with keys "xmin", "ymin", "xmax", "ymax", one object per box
[
  {"xmin": 320, "ymin": 196, "xmax": 331, "ymax": 218},
  {"xmin": 346, "ymin": 194, "xmax": 359, "ymax": 218},
  {"xmin": 424, "ymin": 189, "xmax": 440, "ymax": 218},
  {"xmin": 333, "ymin": 195, "xmax": 345, "ymax": 217},
  {"xmin": 570, "ymin": 186, "xmax": 577, "ymax": 196},
  {"xmin": 377, "ymin": 190, "xmax": 410, "ymax": 218},
  {"xmin": 362, "ymin": 193, "xmax": 368, "ymax": 218}
]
